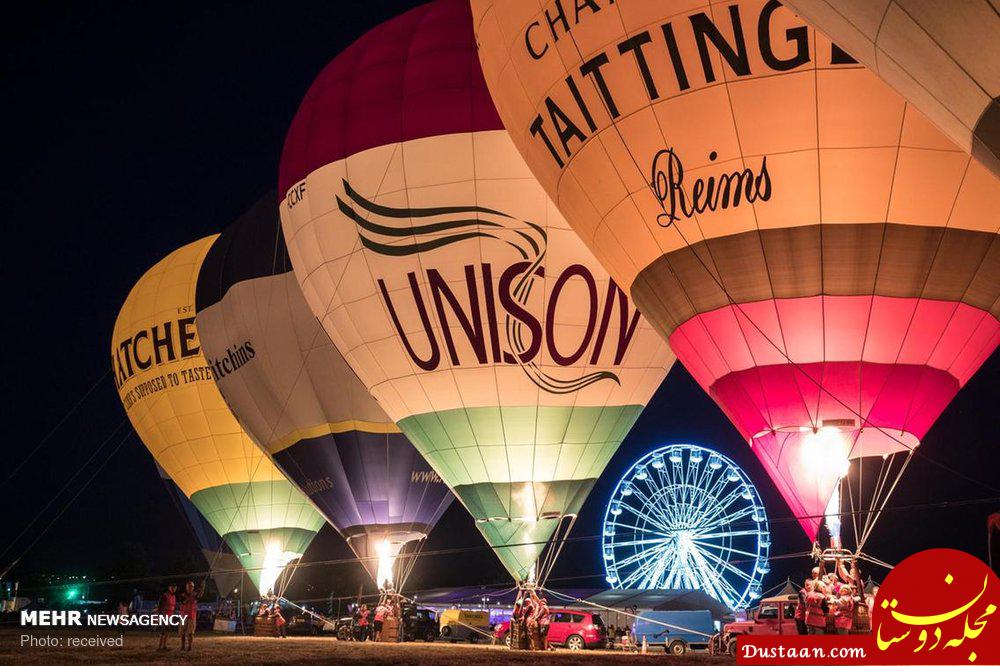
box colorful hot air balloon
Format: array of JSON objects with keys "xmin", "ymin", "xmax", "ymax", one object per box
[
  {"xmin": 154, "ymin": 462, "xmax": 245, "ymax": 595},
  {"xmin": 278, "ymin": 0, "xmax": 674, "ymax": 582},
  {"xmin": 112, "ymin": 237, "xmax": 325, "ymax": 594},
  {"xmin": 473, "ymin": 0, "xmax": 999, "ymax": 543},
  {"xmin": 780, "ymin": 0, "xmax": 999, "ymax": 177},
  {"xmin": 195, "ymin": 193, "xmax": 454, "ymax": 589}
]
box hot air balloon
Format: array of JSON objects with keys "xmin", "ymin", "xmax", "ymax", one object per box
[
  {"xmin": 112, "ymin": 237, "xmax": 325, "ymax": 595},
  {"xmin": 194, "ymin": 193, "xmax": 454, "ymax": 590},
  {"xmin": 278, "ymin": 0, "xmax": 674, "ymax": 583},
  {"xmin": 154, "ymin": 463, "xmax": 245, "ymax": 595},
  {"xmin": 473, "ymin": 0, "xmax": 999, "ymax": 547},
  {"xmin": 780, "ymin": 0, "xmax": 999, "ymax": 177}
]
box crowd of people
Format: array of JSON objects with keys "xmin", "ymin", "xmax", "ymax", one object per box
[
  {"xmin": 256, "ymin": 598, "xmax": 288, "ymax": 638},
  {"xmin": 349, "ymin": 594, "xmax": 401, "ymax": 641},
  {"xmin": 793, "ymin": 559, "xmax": 871, "ymax": 635},
  {"xmin": 510, "ymin": 587, "xmax": 551, "ymax": 650}
]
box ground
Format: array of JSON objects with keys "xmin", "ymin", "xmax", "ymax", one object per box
[{"xmin": 0, "ymin": 629, "xmax": 737, "ymax": 664}]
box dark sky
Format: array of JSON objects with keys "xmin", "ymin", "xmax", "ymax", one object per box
[{"xmin": 2, "ymin": 1, "xmax": 998, "ymax": 602}]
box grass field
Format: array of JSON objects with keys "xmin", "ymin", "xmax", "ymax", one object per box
[{"xmin": 0, "ymin": 629, "xmax": 738, "ymax": 664}]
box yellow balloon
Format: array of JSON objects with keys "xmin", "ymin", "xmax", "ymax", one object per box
[{"xmin": 111, "ymin": 236, "xmax": 325, "ymax": 594}]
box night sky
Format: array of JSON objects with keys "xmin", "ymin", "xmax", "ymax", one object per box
[{"xmin": 3, "ymin": 1, "xmax": 998, "ymax": 603}]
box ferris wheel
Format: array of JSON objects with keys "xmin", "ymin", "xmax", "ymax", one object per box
[{"xmin": 602, "ymin": 444, "xmax": 771, "ymax": 610}]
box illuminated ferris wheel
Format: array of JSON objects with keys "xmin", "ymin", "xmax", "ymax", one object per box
[{"xmin": 602, "ymin": 444, "xmax": 771, "ymax": 610}]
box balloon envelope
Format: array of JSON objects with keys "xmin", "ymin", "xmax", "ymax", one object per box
[
  {"xmin": 473, "ymin": 0, "xmax": 1000, "ymax": 540},
  {"xmin": 112, "ymin": 237, "xmax": 325, "ymax": 593},
  {"xmin": 195, "ymin": 193, "xmax": 454, "ymax": 586},
  {"xmin": 781, "ymin": 0, "xmax": 1000, "ymax": 177},
  {"xmin": 279, "ymin": 0, "xmax": 674, "ymax": 581},
  {"xmin": 154, "ymin": 463, "xmax": 246, "ymax": 596}
]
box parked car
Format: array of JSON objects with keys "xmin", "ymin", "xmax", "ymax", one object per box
[
  {"xmin": 285, "ymin": 606, "xmax": 333, "ymax": 636},
  {"xmin": 401, "ymin": 604, "xmax": 438, "ymax": 642},
  {"xmin": 713, "ymin": 594, "xmax": 799, "ymax": 655},
  {"xmin": 439, "ymin": 609, "xmax": 491, "ymax": 643},
  {"xmin": 633, "ymin": 610, "xmax": 715, "ymax": 655},
  {"xmin": 493, "ymin": 608, "xmax": 607, "ymax": 650}
]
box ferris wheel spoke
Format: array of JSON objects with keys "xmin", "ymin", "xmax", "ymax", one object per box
[
  {"xmin": 694, "ymin": 544, "xmax": 753, "ymax": 582},
  {"xmin": 692, "ymin": 485, "xmax": 743, "ymax": 528},
  {"xmin": 692, "ymin": 529, "xmax": 761, "ymax": 540},
  {"xmin": 619, "ymin": 546, "xmax": 674, "ymax": 587},
  {"xmin": 609, "ymin": 536, "xmax": 671, "ymax": 549},
  {"xmin": 608, "ymin": 522, "xmax": 672, "ymax": 538},
  {"xmin": 689, "ymin": 545, "xmax": 745, "ymax": 599},
  {"xmin": 686, "ymin": 547, "xmax": 729, "ymax": 602},
  {"xmin": 618, "ymin": 497, "xmax": 672, "ymax": 531},
  {"xmin": 692, "ymin": 540, "xmax": 760, "ymax": 559},
  {"xmin": 626, "ymin": 485, "xmax": 676, "ymax": 528},
  {"xmin": 696, "ymin": 472, "xmax": 733, "ymax": 517},
  {"xmin": 612, "ymin": 540, "xmax": 673, "ymax": 571},
  {"xmin": 607, "ymin": 521, "xmax": 672, "ymax": 537},
  {"xmin": 695, "ymin": 504, "xmax": 755, "ymax": 533}
]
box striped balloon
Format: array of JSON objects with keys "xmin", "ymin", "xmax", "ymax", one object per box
[
  {"xmin": 278, "ymin": 0, "xmax": 674, "ymax": 581},
  {"xmin": 195, "ymin": 194, "xmax": 454, "ymax": 587},
  {"xmin": 473, "ymin": 0, "xmax": 1000, "ymax": 540},
  {"xmin": 112, "ymin": 237, "xmax": 325, "ymax": 593}
]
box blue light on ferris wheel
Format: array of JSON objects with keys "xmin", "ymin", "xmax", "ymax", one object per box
[{"xmin": 601, "ymin": 443, "xmax": 771, "ymax": 611}]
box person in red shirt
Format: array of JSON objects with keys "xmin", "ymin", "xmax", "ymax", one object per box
[
  {"xmin": 358, "ymin": 604, "xmax": 370, "ymax": 642},
  {"xmin": 533, "ymin": 596, "xmax": 551, "ymax": 650},
  {"xmin": 178, "ymin": 580, "xmax": 204, "ymax": 652},
  {"xmin": 373, "ymin": 602, "xmax": 387, "ymax": 642},
  {"xmin": 155, "ymin": 583, "xmax": 177, "ymax": 652},
  {"xmin": 794, "ymin": 581, "xmax": 808, "ymax": 635},
  {"xmin": 833, "ymin": 586, "xmax": 855, "ymax": 635},
  {"xmin": 804, "ymin": 580, "xmax": 828, "ymax": 635},
  {"xmin": 270, "ymin": 603, "xmax": 287, "ymax": 638}
]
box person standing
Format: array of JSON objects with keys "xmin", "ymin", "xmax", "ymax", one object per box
[
  {"xmin": 373, "ymin": 601, "xmax": 386, "ymax": 642},
  {"xmin": 358, "ymin": 604, "xmax": 370, "ymax": 641},
  {"xmin": 833, "ymin": 586, "xmax": 855, "ymax": 635},
  {"xmin": 794, "ymin": 581, "xmax": 808, "ymax": 635},
  {"xmin": 521, "ymin": 593, "xmax": 534, "ymax": 650},
  {"xmin": 155, "ymin": 583, "xmax": 176, "ymax": 652},
  {"xmin": 804, "ymin": 580, "xmax": 827, "ymax": 635},
  {"xmin": 270, "ymin": 603, "xmax": 287, "ymax": 638},
  {"xmin": 178, "ymin": 580, "xmax": 204, "ymax": 652},
  {"xmin": 534, "ymin": 596, "xmax": 551, "ymax": 650}
]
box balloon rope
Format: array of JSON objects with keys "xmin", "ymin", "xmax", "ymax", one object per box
[
  {"xmin": 0, "ymin": 418, "xmax": 130, "ymax": 571},
  {"xmin": 860, "ymin": 451, "xmax": 914, "ymax": 549},
  {"xmin": 0, "ymin": 427, "xmax": 133, "ymax": 580},
  {"xmin": 1, "ymin": 369, "xmax": 111, "ymax": 489}
]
